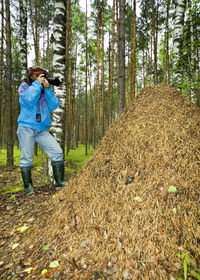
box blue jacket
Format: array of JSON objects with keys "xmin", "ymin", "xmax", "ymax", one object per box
[{"xmin": 17, "ymin": 81, "xmax": 60, "ymax": 130}]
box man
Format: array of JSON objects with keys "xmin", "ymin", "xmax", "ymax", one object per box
[{"xmin": 17, "ymin": 66, "xmax": 65, "ymax": 194}]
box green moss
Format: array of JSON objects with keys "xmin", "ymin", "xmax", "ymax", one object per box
[
  {"xmin": 66, "ymin": 144, "xmax": 94, "ymax": 170},
  {"xmin": 1, "ymin": 186, "xmax": 23, "ymax": 194}
]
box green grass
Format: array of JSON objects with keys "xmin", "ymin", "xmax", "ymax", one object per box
[
  {"xmin": 0, "ymin": 146, "xmax": 46, "ymax": 167},
  {"xmin": 66, "ymin": 144, "xmax": 94, "ymax": 170},
  {"xmin": 0, "ymin": 143, "xmax": 94, "ymax": 171},
  {"xmin": 0, "ymin": 144, "xmax": 94, "ymax": 194}
]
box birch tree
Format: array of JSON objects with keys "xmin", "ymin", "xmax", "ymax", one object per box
[
  {"xmin": 50, "ymin": 0, "xmax": 67, "ymax": 153},
  {"xmin": 19, "ymin": 0, "xmax": 28, "ymax": 81},
  {"xmin": 173, "ymin": 0, "xmax": 186, "ymax": 86}
]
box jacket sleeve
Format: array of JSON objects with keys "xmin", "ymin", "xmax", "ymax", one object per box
[
  {"xmin": 44, "ymin": 87, "xmax": 60, "ymax": 111},
  {"xmin": 18, "ymin": 81, "xmax": 43, "ymax": 107}
]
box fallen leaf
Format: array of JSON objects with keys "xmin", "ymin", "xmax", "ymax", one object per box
[
  {"xmin": 168, "ymin": 185, "xmax": 177, "ymax": 193},
  {"xmin": 17, "ymin": 224, "xmax": 29, "ymax": 233},
  {"xmin": 43, "ymin": 244, "xmax": 50, "ymax": 251},
  {"xmin": 49, "ymin": 260, "xmax": 59, "ymax": 269},
  {"xmin": 79, "ymin": 259, "xmax": 87, "ymax": 269},
  {"xmin": 11, "ymin": 243, "xmax": 20, "ymax": 250},
  {"xmin": 172, "ymin": 208, "xmax": 177, "ymax": 214},
  {"xmin": 23, "ymin": 267, "xmax": 33, "ymax": 274},
  {"xmin": 41, "ymin": 269, "xmax": 48, "ymax": 275},
  {"xmin": 134, "ymin": 196, "xmax": 142, "ymax": 202}
]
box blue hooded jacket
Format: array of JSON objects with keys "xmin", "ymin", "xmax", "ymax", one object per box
[{"xmin": 17, "ymin": 80, "xmax": 60, "ymax": 130}]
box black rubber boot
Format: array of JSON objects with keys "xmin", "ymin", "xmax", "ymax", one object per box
[
  {"xmin": 52, "ymin": 161, "xmax": 66, "ymax": 190},
  {"xmin": 21, "ymin": 167, "xmax": 35, "ymax": 195}
]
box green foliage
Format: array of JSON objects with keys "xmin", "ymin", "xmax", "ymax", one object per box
[{"xmin": 177, "ymin": 246, "xmax": 200, "ymax": 280}]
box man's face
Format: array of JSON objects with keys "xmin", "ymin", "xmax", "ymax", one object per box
[{"xmin": 30, "ymin": 72, "xmax": 44, "ymax": 81}]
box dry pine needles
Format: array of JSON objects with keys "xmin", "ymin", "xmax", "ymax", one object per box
[{"xmin": 3, "ymin": 85, "xmax": 200, "ymax": 279}]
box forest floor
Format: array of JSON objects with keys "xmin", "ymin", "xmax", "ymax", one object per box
[
  {"xmin": 0, "ymin": 85, "xmax": 200, "ymax": 279},
  {"xmin": 0, "ymin": 164, "xmax": 75, "ymax": 279}
]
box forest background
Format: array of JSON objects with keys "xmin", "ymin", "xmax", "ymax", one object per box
[{"xmin": 0, "ymin": 0, "xmax": 200, "ymax": 168}]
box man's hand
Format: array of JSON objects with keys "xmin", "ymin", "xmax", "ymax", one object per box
[
  {"xmin": 36, "ymin": 74, "xmax": 50, "ymax": 88},
  {"xmin": 36, "ymin": 74, "xmax": 45, "ymax": 84},
  {"xmin": 42, "ymin": 78, "xmax": 50, "ymax": 88}
]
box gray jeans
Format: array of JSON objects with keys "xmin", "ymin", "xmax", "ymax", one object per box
[{"xmin": 17, "ymin": 126, "xmax": 63, "ymax": 167}]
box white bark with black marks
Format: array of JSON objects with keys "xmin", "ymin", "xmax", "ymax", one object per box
[
  {"xmin": 19, "ymin": 0, "xmax": 28, "ymax": 81},
  {"xmin": 173, "ymin": 0, "xmax": 186, "ymax": 86},
  {"xmin": 50, "ymin": 0, "xmax": 66, "ymax": 149}
]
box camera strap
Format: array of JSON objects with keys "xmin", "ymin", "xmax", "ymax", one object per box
[{"xmin": 36, "ymin": 89, "xmax": 46, "ymax": 122}]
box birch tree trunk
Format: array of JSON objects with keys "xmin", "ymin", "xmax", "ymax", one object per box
[
  {"xmin": 50, "ymin": 0, "xmax": 66, "ymax": 151},
  {"xmin": 173, "ymin": 0, "xmax": 186, "ymax": 86},
  {"xmin": 19, "ymin": 0, "xmax": 28, "ymax": 81}
]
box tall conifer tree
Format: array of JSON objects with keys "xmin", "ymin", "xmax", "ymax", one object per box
[{"xmin": 5, "ymin": 0, "xmax": 13, "ymax": 166}]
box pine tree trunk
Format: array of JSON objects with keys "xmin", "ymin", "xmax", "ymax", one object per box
[
  {"xmin": 130, "ymin": 0, "xmax": 136, "ymax": 99},
  {"xmin": 75, "ymin": 90, "xmax": 81, "ymax": 148},
  {"xmin": 118, "ymin": 0, "xmax": 126, "ymax": 114},
  {"xmin": 5, "ymin": 0, "xmax": 14, "ymax": 166},
  {"xmin": 96, "ymin": 10, "xmax": 101, "ymax": 140},
  {"xmin": 162, "ymin": 0, "xmax": 170, "ymax": 85},
  {"xmin": 188, "ymin": 1, "xmax": 197, "ymax": 102},
  {"xmin": 89, "ymin": 66, "xmax": 95, "ymax": 147},
  {"xmin": 66, "ymin": 0, "xmax": 72, "ymax": 155},
  {"xmin": 85, "ymin": 0, "xmax": 88, "ymax": 155},
  {"xmin": 152, "ymin": 0, "xmax": 158, "ymax": 84},
  {"xmin": 108, "ymin": 0, "xmax": 115, "ymax": 126},
  {"xmin": 34, "ymin": 0, "xmax": 39, "ymax": 65},
  {"xmin": 0, "ymin": 0, "xmax": 4, "ymax": 149},
  {"xmin": 101, "ymin": 0, "xmax": 105, "ymax": 136}
]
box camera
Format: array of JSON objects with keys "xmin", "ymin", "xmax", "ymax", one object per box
[
  {"xmin": 44, "ymin": 74, "xmax": 62, "ymax": 87},
  {"xmin": 28, "ymin": 67, "xmax": 63, "ymax": 87}
]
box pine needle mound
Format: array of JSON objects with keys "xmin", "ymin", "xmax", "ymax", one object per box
[{"xmin": 12, "ymin": 85, "xmax": 200, "ymax": 279}]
